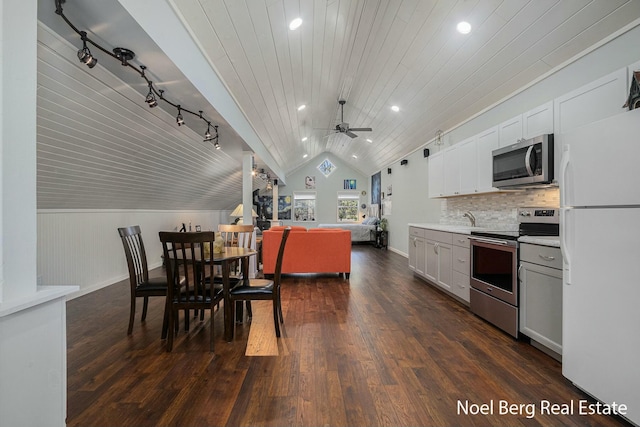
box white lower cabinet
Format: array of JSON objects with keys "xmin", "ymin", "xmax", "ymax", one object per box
[
  {"xmin": 408, "ymin": 227, "xmax": 425, "ymax": 276},
  {"xmin": 410, "ymin": 227, "xmax": 469, "ymax": 303},
  {"xmin": 450, "ymin": 234, "xmax": 470, "ymax": 302},
  {"xmin": 519, "ymin": 243, "xmax": 563, "ymax": 355}
]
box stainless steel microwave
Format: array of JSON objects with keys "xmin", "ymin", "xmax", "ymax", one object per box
[{"xmin": 492, "ymin": 134, "xmax": 554, "ymax": 188}]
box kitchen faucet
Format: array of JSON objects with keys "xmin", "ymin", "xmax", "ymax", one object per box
[{"xmin": 463, "ymin": 211, "xmax": 476, "ymax": 227}]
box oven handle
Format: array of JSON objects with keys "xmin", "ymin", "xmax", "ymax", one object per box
[{"xmin": 468, "ymin": 236, "xmax": 513, "ymax": 247}]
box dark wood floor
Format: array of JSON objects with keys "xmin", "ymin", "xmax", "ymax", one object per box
[{"xmin": 66, "ymin": 245, "xmax": 630, "ymax": 427}]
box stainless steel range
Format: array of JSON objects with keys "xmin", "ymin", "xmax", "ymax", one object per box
[{"xmin": 468, "ymin": 208, "xmax": 559, "ymax": 337}]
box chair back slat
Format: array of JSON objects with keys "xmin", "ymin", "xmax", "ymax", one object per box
[{"xmin": 118, "ymin": 225, "xmax": 149, "ymax": 286}]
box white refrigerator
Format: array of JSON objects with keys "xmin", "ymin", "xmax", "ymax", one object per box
[{"xmin": 560, "ymin": 108, "xmax": 640, "ymax": 425}]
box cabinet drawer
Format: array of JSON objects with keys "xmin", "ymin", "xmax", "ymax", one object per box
[
  {"xmin": 425, "ymin": 229, "xmax": 452, "ymax": 244},
  {"xmin": 409, "ymin": 227, "xmax": 425, "ymax": 238},
  {"xmin": 452, "ymin": 270, "xmax": 470, "ymax": 303},
  {"xmin": 452, "ymin": 245, "xmax": 470, "ymax": 274},
  {"xmin": 452, "ymin": 233, "xmax": 470, "ymax": 248},
  {"xmin": 520, "ymin": 243, "xmax": 562, "ymax": 270}
]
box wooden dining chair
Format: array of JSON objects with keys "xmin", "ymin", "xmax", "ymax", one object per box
[
  {"xmin": 159, "ymin": 231, "xmax": 221, "ymax": 352},
  {"xmin": 228, "ymin": 227, "xmax": 291, "ymax": 338},
  {"xmin": 118, "ymin": 225, "xmax": 168, "ymax": 336}
]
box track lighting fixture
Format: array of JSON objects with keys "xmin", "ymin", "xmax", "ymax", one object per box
[
  {"xmin": 176, "ymin": 106, "xmax": 184, "ymax": 126},
  {"xmin": 77, "ymin": 31, "xmax": 97, "ymax": 68},
  {"xmin": 113, "ymin": 47, "xmax": 135, "ymax": 66},
  {"xmin": 55, "ymin": 0, "xmax": 222, "ymax": 150},
  {"xmin": 145, "ymin": 82, "xmax": 157, "ymax": 108}
]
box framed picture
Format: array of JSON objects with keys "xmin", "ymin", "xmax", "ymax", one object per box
[
  {"xmin": 343, "ymin": 179, "xmax": 356, "ymax": 190},
  {"xmin": 305, "ymin": 175, "xmax": 316, "ymax": 189}
]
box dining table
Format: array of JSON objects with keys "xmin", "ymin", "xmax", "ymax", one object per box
[
  {"xmin": 208, "ymin": 246, "xmax": 257, "ymax": 341},
  {"xmin": 168, "ymin": 245, "xmax": 257, "ymax": 342}
]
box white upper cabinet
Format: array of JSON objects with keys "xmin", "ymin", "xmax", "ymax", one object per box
[
  {"xmin": 458, "ymin": 136, "xmax": 478, "ymax": 194},
  {"xmin": 428, "ymin": 151, "xmax": 444, "ymax": 198},
  {"xmin": 554, "ymin": 67, "xmax": 627, "ymax": 184},
  {"xmin": 443, "ymin": 146, "xmax": 461, "ymax": 196},
  {"xmin": 498, "ymin": 114, "xmax": 523, "ymax": 147},
  {"xmin": 523, "ymin": 101, "xmax": 554, "ymax": 138},
  {"xmin": 476, "ymin": 126, "xmax": 499, "ymax": 193},
  {"xmin": 499, "ymin": 101, "xmax": 554, "ymax": 148}
]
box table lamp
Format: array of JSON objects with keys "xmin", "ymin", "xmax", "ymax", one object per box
[{"xmin": 230, "ymin": 203, "xmax": 258, "ymax": 224}]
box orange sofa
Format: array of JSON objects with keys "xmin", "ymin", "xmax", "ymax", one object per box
[{"xmin": 262, "ymin": 226, "xmax": 351, "ymax": 278}]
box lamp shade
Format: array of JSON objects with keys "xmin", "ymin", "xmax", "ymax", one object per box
[{"xmin": 230, "ymin": 203, "xmax": 258, "ymax": 217}]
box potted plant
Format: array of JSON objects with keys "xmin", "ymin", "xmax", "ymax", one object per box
[{"xmin": 379, "ymin": 218, "xmax": 388, "ymax": 231}]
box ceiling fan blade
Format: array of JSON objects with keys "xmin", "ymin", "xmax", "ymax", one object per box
[
  {"xmin": 345, "ymin": 130, "xmax": 358, "ymax": 138},
  {"xmin": 348, "ymin": 127, "xmax": 372, "ymax": 132}
]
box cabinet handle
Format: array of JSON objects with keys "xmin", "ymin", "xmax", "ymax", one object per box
[
  {"xmin": 457, "ymin": 258, "xmax": 466, "ymax": 263},
  {"xmin": 517, "ymin": 264, "xmax": 523, "ymax": 281},
  {"xmin": 538, "ymin": 254, "xmax": 555, "ymax": 261},
  {"xmin": 457, "ymin": 239, "xmax": 465, "ymax": 243},
  {"xmin": 434, "ymin": 243, "xmax": 439, "ymax": 254}
]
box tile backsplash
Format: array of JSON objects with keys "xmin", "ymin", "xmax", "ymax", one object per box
[{"xmin": 441, "ymin": 187, "xmax": 560, "ymax": 230}]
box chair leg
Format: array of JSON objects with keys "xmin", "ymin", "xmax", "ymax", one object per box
[
  {"xmin": 246, "ymin": 301, "xmax": 252, "ymax": 318},
  {"xmin": 167, "ymin": 307, "xmax": 175, "ymax": 352},
  {"xmin": 185, "ymin": 309, "xmax": 190, "ymax": 331},
  {"xmin": 128, "ymin": 297, "xmax": 136, "ymax": 335},
  {"xmin": 278, "ymin": 294, "xmax": 284, "ymax": 324},
  {"xmin": 273, "ymin": 298, "xmax": 281, "ymax": 337},
  {"xmin": 161, "ymin": 298, "xmax": 169, "ymax": 340},
  {"xmin": 141, "ymin": 296, "xmax": 149, "ymax": 321},
  {"xmin": 209, "ymin": 305, "xmax": 215, "ymax": 353}
]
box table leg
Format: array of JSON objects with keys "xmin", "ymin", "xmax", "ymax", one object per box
[{"xmin": 222, "ymin": 261, "xmax": 233, "ymax": 342}]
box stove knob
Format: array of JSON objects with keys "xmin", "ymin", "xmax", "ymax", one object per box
[{"xmin": 520, "ymin": 211, "xmax": 531, "ymax": 216}]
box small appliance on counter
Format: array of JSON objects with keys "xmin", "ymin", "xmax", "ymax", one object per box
[{"xmin": 468, "ymin": 208, "xmax": 559, "ymax": 338}]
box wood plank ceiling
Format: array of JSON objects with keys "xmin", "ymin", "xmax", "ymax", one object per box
[{"xmin": 35, "ymin": 0, "xmax": 640, "ymax": 210}]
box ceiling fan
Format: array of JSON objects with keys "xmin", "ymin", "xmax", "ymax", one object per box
[{"xmin": 324, "ymin": 100, "xmax": 372, "ymax": 139}]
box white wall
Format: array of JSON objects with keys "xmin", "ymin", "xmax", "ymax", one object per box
[
  {"xmin": 276, "ymin": 152, "xmax": 368, "ymax": 226},
  {"xmin": 379, "ymin": 24, "xmax": 640, "ymax": 256},
  {"xmin": 37, "ymin": 209, "xmax": 227, "ymax": 299}
]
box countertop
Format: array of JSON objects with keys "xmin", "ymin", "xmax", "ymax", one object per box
[
  {"xmin": 408, "ymin": 223, "xmax": 484, "ymax": 235},
  {"xmin": 518, "ymin": 235, "xmax": 561, "ymax": 248}
]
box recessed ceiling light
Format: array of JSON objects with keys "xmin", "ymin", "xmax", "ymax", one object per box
[
  {"xmin": 301, "ymin": 137, "xmax": 308, "ymax": 142},
  {"xmin": 457, "ymin": 21, "xmax": 471, "ymax": 34},
  {"xmin": 289, "ymin": 18, "xmax": 302, "ymax": 31},
  {"xmin": 303, "ymin": 154, "xmax": 308, "ymax": 158},
  {"xmin": 297, "ymin": 104, "xmax": 306, "ymax": 111},
  {"xmin": 352, "ymin": 154, "xmax": 358, "ymax": 159},
  {"xmin": 391, "ymin": 105, "xmax": 400, "ymax": 112},
  {"xmin": 366, "ymin": 138, "xmax": 373, "ymax": 143}
]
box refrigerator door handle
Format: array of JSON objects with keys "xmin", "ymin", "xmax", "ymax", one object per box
[
  {"xmin": 560, "ymin": 208, "xmax": 572, "ymax": 285},
  {"xmin": 560, "ymin": 144, "xmax": 570, "ymax": 207}
]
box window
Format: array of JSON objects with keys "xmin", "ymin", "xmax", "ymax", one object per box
[
  {"xmin": 293, "ymin": 191, "xmax": 316, "ymax": 222},
  {"xmin": 337, "ymin": 191, "xmax": 360, "ymax": 222}
]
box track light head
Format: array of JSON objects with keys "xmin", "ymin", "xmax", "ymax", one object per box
[
  {"xmin": 214, "ymin": 141, "xmax": 221, "ymax": 150},
  {"xmin": 204, "ymin": 123, "xmax": 212, "ymax": 141},
  {"xmin": 176, "ymin": 106, "xmax": 184, "ymax": 126},
  {"xmin": 77, "ymin": 32, "xmax": 97, "ymax": 68},
  {"xmin": 145, "ymin": 82, "xmax": 157, "ymax": 108}
]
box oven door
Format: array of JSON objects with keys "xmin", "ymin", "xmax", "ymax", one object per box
[{"xmin": 469, "ymin": 237, "xmax": 518, "ymax": 306}]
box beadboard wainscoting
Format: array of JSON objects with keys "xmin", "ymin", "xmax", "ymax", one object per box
[
  {"xmin": 37, "ymin": 210, "xmax": 229, "ymax": 299},
  {"xmin": 441, "ymin": 188, "xmax": 560, "ymax": 229}
]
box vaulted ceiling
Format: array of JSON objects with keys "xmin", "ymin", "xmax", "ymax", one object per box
[{"xmin": 35, "ymin": 0, "xmax": 640, "ymax": 209}]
